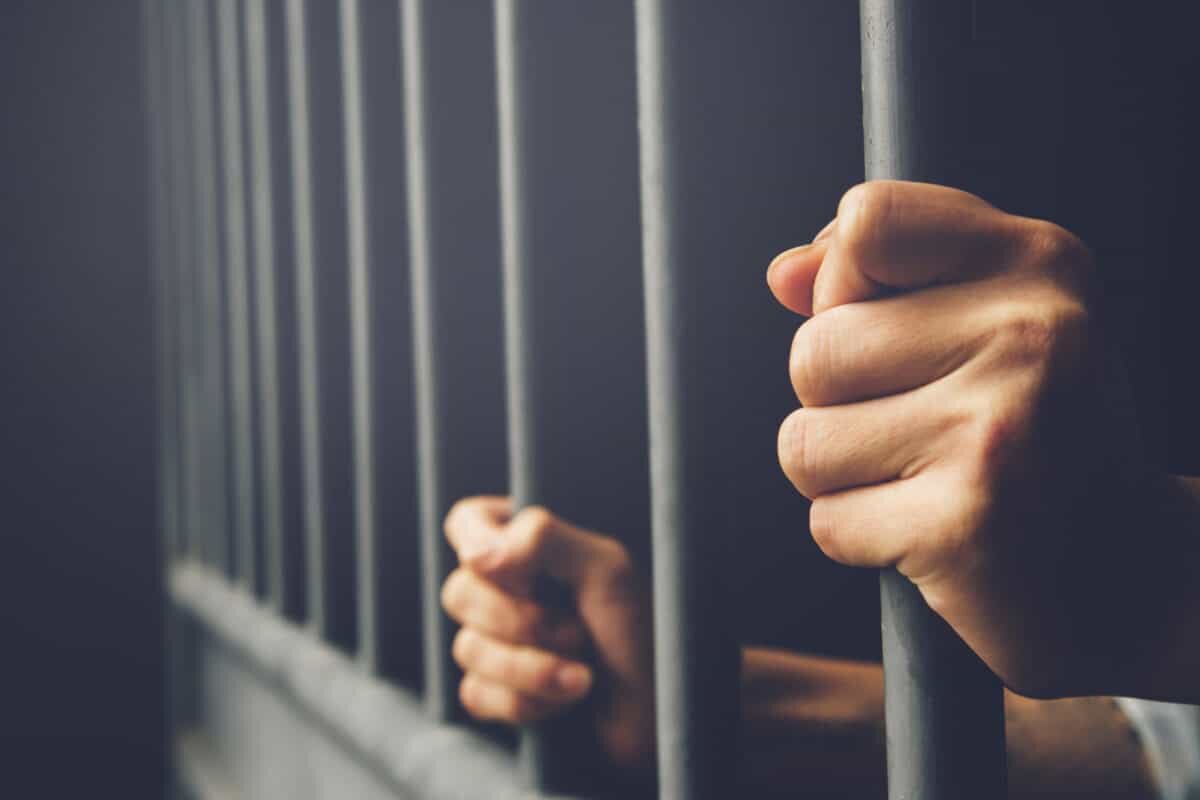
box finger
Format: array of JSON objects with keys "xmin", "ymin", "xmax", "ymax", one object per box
[
  {"xmin": 811, "ymin": 181, "xmax": 1025, "ymax": 313},
  {"xmin": 444, "ymin": 495, "xmax": 512, "ymax": 564},
  {"xmin": 778, "ymin": 386, "xmax": 959, "ymax": 500},
  {"xmin": 441, "ymin": 567, "xmax": 586, "ymax": 651},
  {"xmin": 458, "ymin": 673, "xmax": 561, "ymax": 725},
  {"xmin": 808, "ymin": 468, "xmax": 971, "ymax": 584},
  {"xmin": 452, "ymin": 627, "xmax": 593, "ymax": 701},
  {"xmin": 789, "ymin": 281, "xmax": 988, "ymax": 407},
  {"xmin": 480, "ymin": 506, "xmax": 628, "ymax": 594},
  {"xmin": 767, "ymin": 238, "xmax": 830, "ymax": 317}
]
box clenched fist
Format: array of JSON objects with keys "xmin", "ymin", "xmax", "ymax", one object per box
[
  {"xmin": 769, "ymin": 180, "xmax": 1200, "ymax": 701},
  {"xmin": 440, "ymin": 497, "xmax": 655, "ymax": 769}
]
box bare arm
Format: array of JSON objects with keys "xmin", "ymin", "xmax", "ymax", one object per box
[{"xmin": 742, "ymin": 647, "xmax": 1160, "ymax": 800}]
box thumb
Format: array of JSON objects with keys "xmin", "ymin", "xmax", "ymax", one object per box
[
  {"xmin": 475, "ymin": 506, "xmax": 614, "ymax": 596},
  {"xmin": 766, "ymin": 232, "xmax": 832, "ymax": 317}
]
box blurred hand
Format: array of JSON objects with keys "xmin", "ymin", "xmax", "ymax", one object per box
[
  {"xmin": 441, "ymin": 497, "xmax": 655, "ymax": 769},
  {"xmin": 768, "ymin": 180, "xmax": 1197, "ymax": 699}
]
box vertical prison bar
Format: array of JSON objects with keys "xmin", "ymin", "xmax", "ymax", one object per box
[
  {"xmin": 337, "ymin": 0, "xmax": 379, "ymax": 673},
  {"xmin": 859, "ymin": 1, "xmax": 1009, "ymax": 797},
  {"xmin": 400, "ymin": 0, "xmax": 509, "ymax": 719},
  {"xmin": 633, "ymin": 1, "xmax": 741, "ymax": 797},
  {"xmin": 244, "ymin": 0, "xmax": 286, "ymax": 612},
  {"xmin": 215, "ymin": 0, "xmax": 259, "ymax": 593},
  {"xmin": 399, "ymin": 0, "xmax": 456, "ymax": 720},
  {"xmin": 167, "ymin": 0, "xmax": 199, "ymax": 565},
  {"xmin": 187, "ymin": 0, "xmax": 231, "ymax": 575},
  {"xmin": 145, "ymin": 0, "xmax": 179, "ymax": 562},
  {"xmin": 492, "ymin": 2, "xmax": 550, "ymax": 782},
  {"xmin": 493, "ymin": 2, "xmax": 650, "ymax": 790},
  {"xmin": 282, "ymin": 0, "xmax": 328, "ymax": 635}
]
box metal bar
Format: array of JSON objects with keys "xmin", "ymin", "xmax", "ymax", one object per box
[
  {"xmin": 337, "ymin": 0, "xmax": 378, "ymax": 673},
  {"xmin": 399, "ymin": 0, "xmax": 454, "ymax": 721},
  {"xmin": 400, "ymin": 0, "xmax": 507, "ymax": 708},
  {"xmin": 282, "ymin": 0, "xmax": 327, "ymax": 634},
  {"xmin": 144, "ymin": 0, "xmax": 180, "ymax": 563},
  {"xmin": 244, "ymin": 0, "xmax": 286, "ymax": 612},
  {"xmin": 216, "ymin": 0, "xmax": 258, "ymax": 593},
  {"xmin": 492, "ymin": 2, "xmax": 556, "ymax": 786},
  {"xmin": 187, "ymin": 0, "xmax": 231, "ymax": 574},
  {"xmin": 167, "ymin": 0, "xmax": 199, "ymax": 566},
  {"xmin": 858, "ymin": 2, "xmax": 1008, "ymax": 798},
  {"xmin": 633, "ymin": 1, "xmax": 740, "ymax": 797},
  {"xmin": 142, "ymin": 7, "xmax": 191, "ymax": 792}
]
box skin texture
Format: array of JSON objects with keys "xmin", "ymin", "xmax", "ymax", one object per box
[
  {"xmin": 442, "ymin": 497, "xmax": 1159, "ymax": 798},
  {"xmin": 768, "ymin": 180, "xmax": 1200, "ymax": 702}
]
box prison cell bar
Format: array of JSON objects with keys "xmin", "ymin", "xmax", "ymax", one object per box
[
  {"xmin": 215, "ymin": 0, "xmax": 258, "ymax": 594},
  {"xmin": 337, "ymin": 0, "xmax": 381, "ymax": 674},
  {"xmin": 633, "ymin": 1, "xmax": 741, "ymax": 797},
  {"xmin": 492, "ymin": 0, "xmax": 552, "ymax": 784},
  {"xmin": 399, "ymin": 0, "xmax": 457, "ymax": 722},
  {"xmin": 243, "ymin": 0, "xmax": 287, "ymax": 613},
  {"xmin": 859, "ymin": 1, "xmax": 1009, "ymax": 798},
  {"xmin": 186, "ymin": 0, "xmax": 231, "ymax": 576},
  {"xmin": 282, "ymin": 0, "xmax": 328, "ymax": 636},
  {"xmin": 164, "ymin": 0, "xmax": 196, "ymax": 563}
]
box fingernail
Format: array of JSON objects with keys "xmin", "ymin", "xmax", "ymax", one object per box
[
  {"xmin": 812, "ymin": 218, "xmax": 837, "ymax": 243},
  {"xmin": 767, "ymin": 244, "xmax": 813, "ymax": 284},
  {"xmin": 556, "ymin": 663, "xmax": 592, "ymax": 694}
]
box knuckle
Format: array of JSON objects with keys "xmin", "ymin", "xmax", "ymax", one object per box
[
  {"xmin": 837, "ymin": 180, "xmax": 895, "ymax": 253},
  {"xmin": 808, "ymin": 499, "xmax": 846, "ymax": 563},
  {"xmin": 1024, "ymin": 220, "xmax": 1093, "ymax": 277},
  {"xmin": 595, "ymin": 539, "xmax": 635, "ymax": 587},
  {"xmin": 992, "ymin": 307, "xmax": 1058, "ymax": 368},
  {"xmin": 789, "ymin": 321, "xmax": 828, "ymax": 406},
  {"xmin": 443, "ymin": 497, "xmax": 472, "ymax": 537},
  {"xmin": 515, "ymin": 505, "xmax": 556, "ymax": 551},
  {"xmin": 778, "ymin": 409, "xmax": 824, "ymax": 499},
  {"xmin": 440, "ymin": 569, "xmax": 466, "ymax": 616},
  {"xmin": 459, "ymin": 676, "xmax": 482, "ymax": 716},
  {"xmin": 451, "ymin": 628, "xmax": 476, "ymax": 668}
]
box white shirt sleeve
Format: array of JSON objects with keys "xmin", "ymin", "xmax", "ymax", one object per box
[{"xmin": 1116, "ymin": 698, "xmax": 1200, "ymax": 800}]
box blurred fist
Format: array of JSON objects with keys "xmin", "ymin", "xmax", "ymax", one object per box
[
  {"xmin": 769, "ymin": 180, "xmax": 1156, "ymax": 698},
  {"xmin": 441, "ymin": 497, "xmax": 654, "ymax": 768}
]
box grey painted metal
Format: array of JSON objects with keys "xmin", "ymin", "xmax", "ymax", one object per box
[
  {"xmin": 187, "ymin": 0, "xmax": 232, "ymax": 574},
  {"xmin": 399, "ymin": 0, "xmax": 508, "ymax": 712},
  {"xmin": 398, "ymin": 0, "xmax": 454, "ymax": 720},
  {"xmin": 493, "ymin": 2, "xmax": 567, "ymax": 788},
  {"xmin": 494, "ymin": 0, "xmax": 539, "ymax": 513},
  {"xmin": 337, "ymin": 0, "xmax": 378, "ymax": 673},
  {"xmin": 171, "ymin": 562, "xmax": 578, "ymax": 800},
  {"xmin": 244, "ymin": 0, "xmax": 286, "ymax": 612},
  {"xmin": 216, "ymin": 0, "xmax": 259, "ymax": 593},
  {"xmin": 142, "ymin": 6, "xmax": 191, "ymax": 797},
  {"xmin": 168, "ymin": 0, "xmax": 201, "ymax": 564},
  {"xmin": 282, "ymin": 0, "xmax": 328, "ymax": 634},
  {"xmin": 859, "ymin": 2, "xmax": 1008, "ymax": 798},
  {"xmin": 633, "ymin": 1, "xmax": 740, "ymax": 797},
  {"xmin": 144, "ymin": 0, "xmax": 180, "ymax": 562}
]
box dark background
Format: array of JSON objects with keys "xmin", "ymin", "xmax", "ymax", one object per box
[
  {"xmin": 1, "ymin": 1, "xmax": 164, "ymax": 796},
  {"xmin": 1, "ymin": 1, "xmax": 1198, "ymax": 798}
]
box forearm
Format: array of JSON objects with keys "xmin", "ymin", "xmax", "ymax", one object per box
[
  {"xmin": 739, "ymin": 648, "xmax": 1159, "ymax": 799},
  {"xmin": 740, "ymin": 648, "xmax": 885, "ymax": 799}
]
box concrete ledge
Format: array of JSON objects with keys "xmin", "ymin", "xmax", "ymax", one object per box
[{"xmin": 170, "ymin": 560, "xmax": 572, "ymax": 800}]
